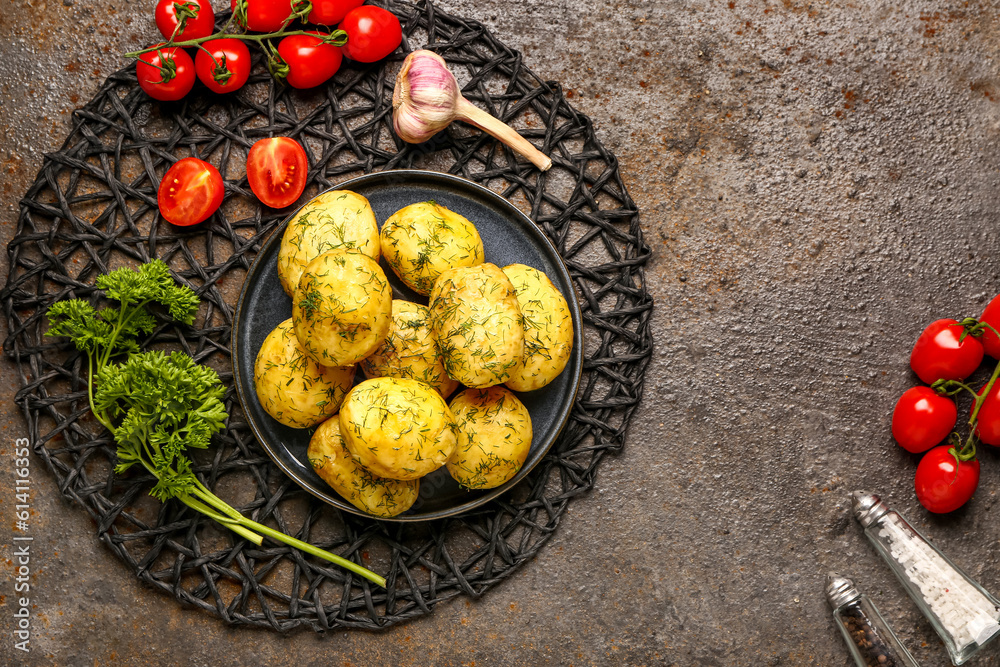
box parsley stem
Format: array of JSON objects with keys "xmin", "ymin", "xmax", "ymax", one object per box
[
  {"xmin": 191, "ymin": 478, "xmax": 245, "ymax": 520},
  {"xmin": 132, "ymin": 457, "xmax": 263, "ymax": 544},
  {"xmin": 180, "ymin": 496, "xmax": 264, "ymax": 546},
  {"xmin": 185, "ymin": 486, "xmax": 385, "ymax": 586},
  {"xmin": 238, "ymin": 513, "xmax": 388, "ymax": 587},
  {"xmin": 87, "ymin": 354, "xmax": 101, "ymax": 424},
  {"xmin": 136, "ymin": 452, "xmax": 385, "ymax": 587},
  {"xmin": 101, "ymin": 298, "xmax": 153, "ymax": 371}
]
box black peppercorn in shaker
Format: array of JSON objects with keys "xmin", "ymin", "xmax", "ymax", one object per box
[{"xmin": 827, "ymin": 573, "xmax": 920, "ymax": 667}]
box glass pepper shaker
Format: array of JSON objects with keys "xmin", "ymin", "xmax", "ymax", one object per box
[
  {"xmin": 852, "ymin": 490, "xmax": 1000, "ymax": 665},
  {"xmin": 827, "ymin": 572, "xmax": 921, "ymax": 667}
]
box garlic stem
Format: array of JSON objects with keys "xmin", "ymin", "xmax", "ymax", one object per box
[
  {"xmin": 393, "ymin": 50, "xmax": 552, "ymax": 172},
  {"xmin": 455, "ymin": 99, "xmax": 552, "ymax": 171}
]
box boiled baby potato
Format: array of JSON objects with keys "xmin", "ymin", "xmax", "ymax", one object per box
[
  {"xmin": 277, "ymin": 190, "xmax": 380, "ymax": 296},
  {"xmin": 428, "ymin": 263, "xmax": 524, "ymax": 388},
  {"xmin": 292, "ymin": 250, "xmax": 392, "ymax": 367},
  {"xmin": 502, "ymin": 264, "xmax": 574, "ymax": 392},
  {"xmin": 447, "ymin": 386, "xmax": 533, "ymax": 490},
  {"xmin": 340, "ymin": 377, "xmax": 457, "ymax": 481},
  {"xmin": 360, "ymin": 300, "xmax": 460, "ymax": 398},
  {"xmin": 253, "ymin": 318, "xmax": 355, "ymax": 428},
  {"xmin": 380, "ymin": 200, "xmax": 484, "ymax": 295},
  {"xmin": 307, "ymin": 415, "xmax": 419, "ymax": 518}
]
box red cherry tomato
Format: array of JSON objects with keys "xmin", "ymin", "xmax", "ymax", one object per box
[
  {"xmin": 972, "ymin": 381, "xmax": 1000, "ymax": 446},
  {"xmin": 158, "ymin": 158, "xmax": 225, "ymax": 226},
  {"xmin": 910, "ymin": 319, "xmax": 984, "ymax": 384},
  {"xmin": 246, "ymin": 138, "xmax": 308, "ymax": 208},
  {"xmin": 231, "ymin": 0, "xmax": 292, "ymax": 32},
  {"xmin": 137, "ymin": 45, "xmax": 196, "ymax": 102},
  {"xmin": 891, "ymin": 387, "xmax": 957, "ymax": 453},
  {"xmin": 195, "ymin": 39, "xmax": 252, "ymax": 94},
  {"xmin": 338, "ymin": 6, "xmax": 402, "ymax": 63},
  {"xmin": 155, "ymin": 0, "xmax": 216, "ymax": 41},
  {"xmin": 308, "ymin": 0, "xmax": 363, "ymax": 25},
  {"xmin": 914, "ymin": 445, "xmax": 979, "ymax": 513},
  {"xmin": 980, "ymin": 294, "xmax": 1000, "ymax": 359},
  {"xmin": 276, "ymin": 33, "xmax": 343, "ymax": 89}
]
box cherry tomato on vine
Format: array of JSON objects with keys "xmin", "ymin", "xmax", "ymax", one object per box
[
  {"xmin": 276, "ymin": 33, "xmax": 343, "ymax": 89},
  {"xmin": 979, "ymin": 294, "xmax": 1000, "ymax": 359},
  {"xmin": 972, "ymin": 381, "xmax": 1000, "ymax": 446},
  {"xmin": 914, "ymin": 445, "xmax": 979, "ymax": 513},
  {"xmin": 910, "ymin": 318, "xmax": 984, "ymax": 385},
  {"xmin": 338, "ymin": 6, "xmax": 402, "ymax": 63},
  {"xmin": 307, "ymin": 0, "xmax": 363, "ymax": 26},
  {"xmin": 155, "ymin": 0, "xmax": 216, "ymax": 42},
  {"xmin": 231, "ymin": 0, "xmax": 293, "ymax": 33},
  {"xmin": 158, "ymin": 158, "xmax": 225, "ymax": 226},
  {"xmin": 137, "ymin": 45, "xmax": 196, "ymax": 102},
  {"xmin": 246, "ymin": 138, "xmax": 308, "ymax": 208},
  {"xmin": 891, "ymin": 386, "xmax": 957, "ymax": 454},
  {"xmin": 195, "ymin": 39, "xmax": 252, "ymax": 94}
]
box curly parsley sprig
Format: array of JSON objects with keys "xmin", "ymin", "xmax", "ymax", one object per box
[{"xmin": 47, "ymin": 260, "xmax": 385, "ymax": 588}]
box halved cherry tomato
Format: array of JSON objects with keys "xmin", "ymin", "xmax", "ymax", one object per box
[
  {"xmin": 914, "ymin": 445, "xmax": 979, "ymax": 513},
  {"xmin": 195, "ymin": 39, "xmax": 252, "ymax": 94},
  {"xmin": 308, "ymin": 0, "xmax": 363, "ymax": 25},
  {"xmin": 910, "ymin": 319, "xmax": 983, "ymax": 384},
  {"xmin": 979, "ymin": 294, "xmax": 1000, "ymax": 359},
  {"xmin": 137, "ymin": 45, "xmax": 196, "ymax": 102},
  {"xmin": 155, "ymin": 0, "xmax": 216, "ymax": 42},
  {"xmin": 892, "ymin": 387, "xmax": 957, "ymax": 453},
  {"xmin": 338, "ymin": 6, "xmax": 402, "ymax": 63},
  {"xmin": 246, "ymin": 138, "xmax": 308, "ymax": 208},
  {"xmin": 231, "ymin": 0, "xmax": 293, "ymax": 33},
  {"xmin": 158, "ymin": 158, "xmax": 225, "ymax": 226},
  {"xmin": 275, "ymin": 32, "xmax": 343, "ymax": 89}
]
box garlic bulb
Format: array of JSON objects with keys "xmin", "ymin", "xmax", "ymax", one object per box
[{"xmin": 393, "ymin": 50, "xmax": 552, "ymax": 171}]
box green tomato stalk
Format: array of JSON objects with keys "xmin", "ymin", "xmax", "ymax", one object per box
[
  {"xmin": 931, "ymin": 319, "xmax": 1000, "ymax": 465},
  {"xmin": 125, "ymin": 0, "xmax": 343, "ymax": 56},
  {"xmin": 47, "ymin": 260, "xmax": 385, "ymax": 588},
  {"xmin": 122, "ymin": 29, "xmax": 346, "ymax": 60}
]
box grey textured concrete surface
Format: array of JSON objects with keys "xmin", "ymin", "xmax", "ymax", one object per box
[{"xmin": 3, "ymin": 0, "xmax": 1000, "ymax": 665}]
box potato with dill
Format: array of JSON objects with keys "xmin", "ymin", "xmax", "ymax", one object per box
[
  {"xmin": 277, "ymin": 190, "xmax": 380, "ymax": 297},
  {"xmin": 293, "ymin": 250, "xmax": 392, "ymax": 367},
  {"xmin": 380, "ymin": 201, "xmax": 484, "ymax": 295},
  {"xmin": 360, "ymin": 300, "xmax": 460, "ymax": 397},
  {"xmin": 340, "ymin": 377, "xmax": 458, "ymax": 481},
  {"xmin": 447, "ymin": 386, "xmax": 533, "ymax": 489},
  {"xmin": 501, "ymin": 264, "xmax": 574, "ymax": 392},
  {"xmin": 428, "ymin": 263, "xmax": 524, "ymax": 388},
  {"xmin": 254, "ymin": 318, "xmax": 355, "ymax": 428},
  {"xmin": 308, "ymin": 415, "xmax": 419, "ymax": 518}
]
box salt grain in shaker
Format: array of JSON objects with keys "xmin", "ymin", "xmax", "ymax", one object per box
[
  {"xmin": 853, "ymin": 490, "xmax": 1000, "ymax": 665},
  {"xmin": 827, "ymin": 573, "xmax": 920, "ymax": 667}
]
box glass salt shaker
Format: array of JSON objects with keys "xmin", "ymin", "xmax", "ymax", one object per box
[
  {"xmin": 826, "ymin": 572, "xmax": 921, "ymax": 667},
  {"xmin": 852, "ymin": 490, "xmax": 1000, "ymax": 665}
]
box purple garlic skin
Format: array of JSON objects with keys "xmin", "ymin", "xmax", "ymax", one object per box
[{"xmin": 392, "ymin": 50, "xmax": 460, "ymax": 143}]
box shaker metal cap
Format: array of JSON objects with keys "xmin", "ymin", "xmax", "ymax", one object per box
[
  {"xmin": 826, "ymin": 572, "xmax": 861, "ymax": 609},
  {"xmin": 852, "ymin": 490, "xmax": 889, "ymax": 528}
]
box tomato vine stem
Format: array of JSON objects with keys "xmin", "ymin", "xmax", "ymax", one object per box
[
  {"xmin": 123, "ymin": 28, "xmax": 347, "ymax": 59},
  {"xmin": 929, "ymin": 348, "xmax": 1000, "ymax": 467},
  {"xmin": 957, "ymin": 316, "xmax": 1000, "ymax": 343}
]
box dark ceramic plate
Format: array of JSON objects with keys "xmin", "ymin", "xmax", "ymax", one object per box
[{"xmin": 232, "ymin": 170, "xmax": 583, "ymax": 521}]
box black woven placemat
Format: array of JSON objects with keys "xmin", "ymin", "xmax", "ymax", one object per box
[{"xmin": 1, "ymin": 0, "xmax": 653, "ymax": 631}]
